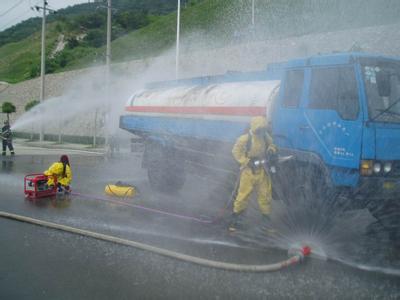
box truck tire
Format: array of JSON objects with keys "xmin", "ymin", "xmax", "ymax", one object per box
[
  {"xmin": 368, "ymin": 201, "xmax": 400, "ymax": 242},
  {"xmin": 146, "ymin": 144, "xmax": 186, "ymax": 193},
  {"xmin": 277, "ymin": 161, "xmax": 330, "ymax": 209},
  {"xmin": 273, "ymin": 161, "xmax": 310, "ymax": 202}
]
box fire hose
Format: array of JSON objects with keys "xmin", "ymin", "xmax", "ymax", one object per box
[{"xmin": 0, "ymin": 210, "xmax": 311, "ymax": 272}]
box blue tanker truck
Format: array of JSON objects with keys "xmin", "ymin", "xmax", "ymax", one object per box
[{"xmin": 120, "ymin": 52, "xmax": 400, "ymax": 221}]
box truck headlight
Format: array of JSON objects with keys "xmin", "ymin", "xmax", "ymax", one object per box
[
  {"xmin": 361, "ymin": 160, "xmax": 373, "ymax": 176},
  {"xmin": 373, "ymin": 162, "xmax": 382, "ymax": 174},
  {"xmin": 383, "ymin": 162, "xmax": 392, "ymax": 173},
  {"xmin": 361, "ymin": 160, "xmax": 393, "ymax": 176}
]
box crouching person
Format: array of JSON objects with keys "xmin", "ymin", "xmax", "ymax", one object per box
[{"xmin": 44, "ymin": 155, "xmax": 72, "ymax": 193}]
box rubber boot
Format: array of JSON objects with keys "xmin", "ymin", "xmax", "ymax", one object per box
[
  {"xmin": 57, "ymin": 183, "xmax": 63, "ymax": 193},
  {"xmin": 262, "ymin": 214, "xmax": 277, "ymax": 235},
  {"xmin": 11, "ymin": 151, "xmax": 15, "ymax": 155},
  {"xmin": 64, "ymin": 186, "xmax": 71, "ymax": 194},
  {"xmin": 228, "ymin": 213, "xmax": 241, "ymax": 232}
]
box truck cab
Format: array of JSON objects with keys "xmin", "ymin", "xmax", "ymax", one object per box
[{"xmin": 273, "ymin": 53, "xmax": 400, "ymax": 204}]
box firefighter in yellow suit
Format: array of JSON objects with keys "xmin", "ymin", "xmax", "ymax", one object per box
[
  {"xmin": 44, "ymin": 155, "xmax": 72, "ymax": 191},
  {"xmin": 229, "ymin": 116, "xmax": 277, "ymax": 232}
]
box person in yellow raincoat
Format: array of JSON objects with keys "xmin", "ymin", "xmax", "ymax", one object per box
[
  {"xmin": 44, "ymin": 155, "xmax": 72, "ymax": 192},
  {"xmin": 229, "ymin": 116, "xmax": 277, "ymax": 232}
]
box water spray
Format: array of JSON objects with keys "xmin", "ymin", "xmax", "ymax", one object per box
[{"xmin": 0, "ymin": 210, "xmax": 312, "ymax": 272}]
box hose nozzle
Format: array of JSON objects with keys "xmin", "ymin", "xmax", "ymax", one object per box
[
  {"xmin": 301, "ymin": 246, "xmax": 312, "ymax": 257},
  {"xmin": 288, "ymin": 245, "xmax": 312, "ymax": 261}
]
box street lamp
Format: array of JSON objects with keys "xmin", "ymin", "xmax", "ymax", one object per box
[
  {"xmin": 251, "ymin": 0, "xmax": 255, "ymax": 27},
  {"xmin": 176, "ymin": 0, "xmax": 181, "ymax": 79},
  {"xmin": 103, "ymin": 0, "xmax": 112, "ymax": 149}
]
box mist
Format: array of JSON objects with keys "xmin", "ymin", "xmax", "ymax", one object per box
[{"xmin": 6, "ymin": 0, "xmax": 400, "ymax": 278}]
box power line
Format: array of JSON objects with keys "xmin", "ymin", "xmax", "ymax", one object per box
[
  {"xmin": 0, "ymin": 8, "xmax": 32, "ymax": 31},
  {"xmin": 0, "ymin": 0, "xmax": 27, "ymax": 17},
  {"xmin": 0, "ymin": 0, "xmax": 41, "ymax": 31}
]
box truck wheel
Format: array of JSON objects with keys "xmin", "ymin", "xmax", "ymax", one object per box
[
  {"xmin": 368, "ymin": 201, "xmax": 400, "ymax": 240},
  {"xmin": 274, "ymin": 161, "xmax": 321, "ymax": 204},
  {"xmin": 279, "ymin": 161, "xmax": 330, "ymax": 209},
  {"xmin": 146, "ymin": 144, "xmax": 185, "ymax": 193},
  {"xmin": 306, "ymin": 164, "xmax": 339, "ymax": 214}
]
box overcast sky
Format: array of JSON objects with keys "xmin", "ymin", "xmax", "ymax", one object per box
[{"xmin": 0, "ymin": 0, "xmax": 90, "ymax": 31}]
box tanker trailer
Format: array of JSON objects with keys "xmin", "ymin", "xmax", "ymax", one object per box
[
  {"xmin": 120, "ymin": 80, "xmax": 280, "ymax": 192},
  {"xmin": 121, "ymin": 52, "xmax": 400, "ymax": 233}
]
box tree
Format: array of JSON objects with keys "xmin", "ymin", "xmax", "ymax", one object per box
[
  {"xmin": 115, "ymin": 11, "xmax": 149, "ymax": 30},
  {"xmin": 29, "ymin": 64, "xmax": 40, "ymax": 79},
  {"xmin": 1, "ymin": 102, "xmax": 16, "ymax": 122},
  {"xmin": 78, "ymin": 12, "xmax": 106, "ymax": 29},
  {"xmin": 25, "ymin": 100, "xmax": 40, "ymax": 112},
  {"xmin": 84, "ymin": 29, "xmax": 106, "ymax": 48},
  {"xmin": 66, "ymin": 36, "xmax": 79, "ymax": 49}
]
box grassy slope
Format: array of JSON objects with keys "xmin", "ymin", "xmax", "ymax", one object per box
[
  {"xmin": 1, "ymin": 0, "xmax": 400, "ymax": 83},
  {"xmin": 0, "ymin": 34, "xmax": 41, "ymax": 83},
  {"xmin": 110, "ymin": 0, "xmax": 223, "ymax": 62},
  {"xmin": 0, "ymin": 0, "xmax": 221, "ymax": 78},
  {"xmin": 85, "ymin": 0, "xmax": 400, "ymax": 65},
  {"xmin": 0, "ymin": 24, "xmax": 60, "ymax": 83},
  {"xmin": 68, "ymin": 0, "xmax": 243, "ymax": 67}
]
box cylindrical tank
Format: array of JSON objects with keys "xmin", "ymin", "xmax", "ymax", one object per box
[
  {"xmin": 125, "ymin": 80, "xmax": 280, "ymax": 121},
  {"xmin": 123, "ymin": 80, "xmax": 280, "ymax": 142}
]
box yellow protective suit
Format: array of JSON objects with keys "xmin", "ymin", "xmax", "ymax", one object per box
[
  {"xmin": 232, "ymin": 116, "xmax": 276, "ymax": 215},
  {"xmin": 44, "ymin": 162, "xmax": 72, "ymax": 187}
]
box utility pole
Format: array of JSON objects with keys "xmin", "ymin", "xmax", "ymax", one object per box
[
  {"xmin": 39, "ymin": 0, "xmax": 47, "ymax": 142},
  {"xmin": 106, "ymin": 0, "xmax": 111, "ymax": 68},
  {"xmin": 34, "ymin": 1, "xmax": 55, "ymax": 141},
  {"xmin": 175, "ymin": 0, "xmax": 181, "ymax": 79}
]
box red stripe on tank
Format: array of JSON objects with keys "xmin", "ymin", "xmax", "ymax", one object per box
[{"xmin": 125, "ymin": 106, "xmax": 265, "ymax": 116}]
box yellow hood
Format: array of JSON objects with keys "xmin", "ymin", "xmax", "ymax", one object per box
[{"xmin": 250, "ymin": 116, "xmax": 267, "ymax": 132}]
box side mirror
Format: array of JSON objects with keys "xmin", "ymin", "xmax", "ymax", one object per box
[{"xmin": 376, "ymin": 71, "xmax": 391, "ymax": 97}]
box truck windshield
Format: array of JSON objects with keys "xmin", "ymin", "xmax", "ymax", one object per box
[{"xmin": 362, "ymin": 59, "xmax": 400, "ymax": 123}]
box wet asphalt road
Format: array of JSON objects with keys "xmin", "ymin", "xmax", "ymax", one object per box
[{"xmin": 0, "ymin": 150, "xmax": 400, "ymax": 299}]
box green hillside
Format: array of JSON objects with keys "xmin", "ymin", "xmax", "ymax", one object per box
[
  {"xmin": 0, "ymin": 0, "xmax": 191, "ymax": 47},
  {"xmin": 0, "ymin": 0, "xmax": 193, "ymax": 83},
  {"xmin": 1, "ymin": 0, "xmax": 400, "ymax": 83},
  {"xmin": 0, "ymin": 24, "xmax": 59, "ymax": 83}
]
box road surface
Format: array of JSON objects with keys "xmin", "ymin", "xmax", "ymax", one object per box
[{"xmin": 0, "ymin": 148, "xmax": 399, "ymax": 299}]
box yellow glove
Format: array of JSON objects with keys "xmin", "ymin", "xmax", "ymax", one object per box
[{"xmin": 267, "ymin": 144, "xmax": 277, "ymax": 155}]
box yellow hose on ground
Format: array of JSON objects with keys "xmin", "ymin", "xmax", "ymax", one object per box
[{"xmin": 0, "ymin": 210, "xmax": 306, "ymax": 272}]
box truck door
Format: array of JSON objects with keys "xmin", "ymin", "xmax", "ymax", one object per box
[
  {"xmin": 302, "ymin": 65, "xmax": 363, "ymax": 176},
  {"xmin": 273, "ymin": 69, "xmax": 307, "ymax": 150}
]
